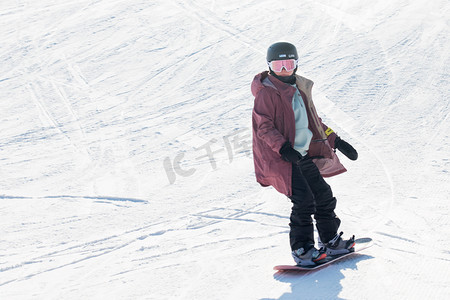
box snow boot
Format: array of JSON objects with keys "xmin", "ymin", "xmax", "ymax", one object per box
[
  {"xmin": 291, "ymin": 245, "xmax": 327, "ymax": 266},
  {"xmin": 320, "ymin": 232, "xmax": 355, "ymax": 256}
]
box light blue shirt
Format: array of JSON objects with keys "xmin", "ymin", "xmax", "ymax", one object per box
[{"xmin": 291, "ymin": 85, "xmax": 313, "ymax": 156}]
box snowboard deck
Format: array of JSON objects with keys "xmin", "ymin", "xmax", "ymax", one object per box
[{"xmin": 274, "ymin": 237, "xmax": 373, "ymax": 272}]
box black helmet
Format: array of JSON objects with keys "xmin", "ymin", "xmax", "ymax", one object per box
[{"xmin": 266, "ymin": 42, "xmax": 298, "ymax": 62}]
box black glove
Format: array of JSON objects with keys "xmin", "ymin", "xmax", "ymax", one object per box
[
  {"xmin": 279, "ymin": 142, "xmax": 303, "ymax": 164},
  {"xmin": 334, "ymin": 137, "xmax": 358, "ymax": 160}
]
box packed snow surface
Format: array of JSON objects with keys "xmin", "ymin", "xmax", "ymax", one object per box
[{"xmin": 1, "ymin": 0, "xmax": 449, "ymax": 299}]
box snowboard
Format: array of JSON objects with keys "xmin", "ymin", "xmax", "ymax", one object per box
[{"xmin": 274, "ymin": 237, "xmax": 373, "ymax": 272}]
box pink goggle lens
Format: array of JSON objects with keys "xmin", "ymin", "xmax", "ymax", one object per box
[{"xmin": 269, "ymin": 59, "xmax": 297, "ymax": 72}]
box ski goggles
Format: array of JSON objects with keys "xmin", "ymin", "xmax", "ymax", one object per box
[{"xmin": 268, "ymin": 59, "xmax": 298, "ymax": 72}]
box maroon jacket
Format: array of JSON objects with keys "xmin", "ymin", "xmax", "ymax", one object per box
[{"xmin": 251, "ymin": 71, "xmax": 346, "ymax": 196}]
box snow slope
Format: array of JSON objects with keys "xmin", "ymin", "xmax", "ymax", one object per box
[{"xmin": 1, "ymin": 0, "xmax": 449, "ymax": 299}]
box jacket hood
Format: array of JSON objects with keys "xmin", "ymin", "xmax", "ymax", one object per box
[
  {"xmin": 251, "ymin": 71, "xmax": 270, "ymax": 97},
  {"xmin": 252, "ymin": 71, "xmax": 314, "ymax": 98},
  {"xmin": 251, "ymin": 71, "xmax": 298, "ymax": 97}
]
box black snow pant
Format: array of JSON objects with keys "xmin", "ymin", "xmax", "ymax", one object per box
[{"xmin": 288, "ymin": 157, "xmax": 341, "ymax": 251}]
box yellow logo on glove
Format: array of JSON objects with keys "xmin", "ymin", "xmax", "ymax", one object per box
[{"xmin": 325, "ymin": 128, "xmax": 334, "ymax": 136}]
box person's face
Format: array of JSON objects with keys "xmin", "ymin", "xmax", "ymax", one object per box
[{"xmin": 269, "ymin": 59, "xmax": 297, "ymax": 77}]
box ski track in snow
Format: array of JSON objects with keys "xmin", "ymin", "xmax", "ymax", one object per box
[{"xmin": 1, "ymin": 0, "xmax": 449, "ymax": 299}]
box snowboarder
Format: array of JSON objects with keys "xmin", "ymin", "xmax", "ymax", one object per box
[{"xmin": 251, "ymin": 42, "xmax": 359, "ymax": 266}]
